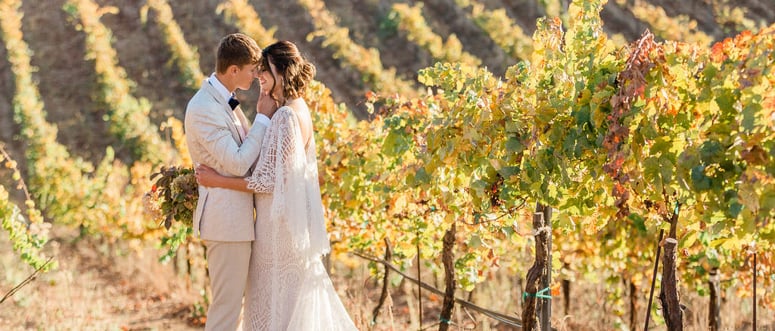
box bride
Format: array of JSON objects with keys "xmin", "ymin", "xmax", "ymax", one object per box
[{"xmin": 196, "ymin": 40, "xmax": 358, "ymax": 331}]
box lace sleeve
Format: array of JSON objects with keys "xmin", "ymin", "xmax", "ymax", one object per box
[
  {"xmin": 245, "ymin": 108, "xmax": 297, "ymax": 193},
  {"xmin": 247, "ymin": 105, "xmax": 330, "ymax": 258}
]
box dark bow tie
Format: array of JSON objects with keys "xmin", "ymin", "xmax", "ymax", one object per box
[{"xmin": 228, "ymin": 96, "xmax": 240, "ymax": 110}]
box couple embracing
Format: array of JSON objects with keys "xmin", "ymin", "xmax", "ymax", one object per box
[{"xmin": 184, "ymin": 33, "xmax": 357, "ymax": 331}]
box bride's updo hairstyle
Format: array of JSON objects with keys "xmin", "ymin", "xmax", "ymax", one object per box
[{"xmin": 260, "ymin": 40, "xmax": 316, "ymax": 101}]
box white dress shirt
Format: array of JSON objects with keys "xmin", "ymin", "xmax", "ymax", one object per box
[{"xmin": 208, "ymin": 73, "xmax": 271, "ymax": 131}]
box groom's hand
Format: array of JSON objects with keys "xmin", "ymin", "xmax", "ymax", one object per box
[{"xmin": 257, "ymin": 92, "xmax": 278, "ymax": 119}]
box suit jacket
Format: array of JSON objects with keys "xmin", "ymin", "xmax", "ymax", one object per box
[{"xmin": 184, "ymin": 79, "xmax": 267, "ymax": 242}]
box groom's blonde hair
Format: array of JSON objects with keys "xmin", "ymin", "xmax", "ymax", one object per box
[{"xmin": 216, "ymin": 33, "xmax": 261, "ymax": 74}]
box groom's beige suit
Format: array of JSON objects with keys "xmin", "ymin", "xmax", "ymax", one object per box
[{"xmin": 185, "ymin": 77, "xmax": 267, "ymax": 331}]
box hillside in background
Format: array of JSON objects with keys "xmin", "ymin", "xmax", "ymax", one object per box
[{"xmin": 0, "ymin": 0, "xmax": 773, "ymax": 170}]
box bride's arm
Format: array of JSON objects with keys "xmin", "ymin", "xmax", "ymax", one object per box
[
  {"xmin": 195, "ymin": 164, "xmax": 253, "ymax": 192},
  {"xmin": 244, "ymin": 109, "xmax": 296, "ymax": 194}
]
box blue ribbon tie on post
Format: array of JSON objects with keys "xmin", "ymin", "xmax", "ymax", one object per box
[{"xmin": 522, "ymin": 287, "xmax": 552, "ymax": 301}]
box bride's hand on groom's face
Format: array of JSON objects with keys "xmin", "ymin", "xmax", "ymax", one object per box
[
  {"xmin": 257, "ymin": 91, "xmax": 278, "ymax": 118},
  {"xmin": 195, "ymin": 164, "xmax": 218, "ymax": 187}
]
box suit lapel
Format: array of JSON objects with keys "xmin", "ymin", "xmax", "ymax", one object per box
[
  {"xmin": 201, "ymin": 81, "xmax": 244, "ymax": 144},
  {"xmin": 234, "ymin": 107, "xmax": 251, "ymax": 135}
]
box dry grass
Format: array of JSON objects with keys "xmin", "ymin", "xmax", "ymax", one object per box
[
  {"xmin": 1, "ymin": 223, "xmax": 774, "ymax": 330},
  {"xmin": 0, "ymin": 226, "xmax": 199, "ymax": 331},
  {"xmin": 334, "ymin": 254, "xmax": 775, "ymax": 331}
]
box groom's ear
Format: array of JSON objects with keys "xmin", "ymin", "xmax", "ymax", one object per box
[{"xmin": 226, "ymin": 64, "xmax": 240, "ymax": 76}]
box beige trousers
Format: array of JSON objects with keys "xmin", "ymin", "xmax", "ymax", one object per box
[{"xmin": 203, "ymin": 240, "xmax": 252, "ymax": 331}]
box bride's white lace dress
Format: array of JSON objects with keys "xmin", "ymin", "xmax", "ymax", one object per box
[{"xmin": 242, "ymin": 106, "xmax": 358, "ymax": 331}]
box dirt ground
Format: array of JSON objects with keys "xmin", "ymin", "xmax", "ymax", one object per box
[
  {"xmin": 0, "ymin": 226, "xmax": 199, "ymax": 330},
  {"xmin": 1, "ymin": 223, "xmax": 773, "ymax": 330}
]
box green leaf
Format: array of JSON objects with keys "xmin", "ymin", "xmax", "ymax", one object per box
[
  {"xmin": 381, "ymin": 130, "xmax": 411, "ymax": 157},
  {"xmin": 741, "ymin": 213, "xmax": 756, "ymax": 233},
  {"xmin": 628, "ymin": 213, "xmax": 647, "ymax": 234},
  {"xmin": 659, "ymin": 157, "xmax": 674, "ymax": 185},
  {"xmin": 574, "ymin": 107, "xmax": 590, "ymax": 126},
  {"xmin": 505, "ymin": 137, "xmax": 524, "ymax": 153},
  {"xmin": 760, "ymin": 190, "xmax": 775, "ymax": 214},
  {"xmin": 714, "ymin": 88, "xmax": 737, "ymax": 114},
  {"xmin": 691, "ymin": 165, "xmax": 711, "ymax": 191},
  {"xmin": 700, "ymin": 140, "xmax": 723, "ymax": 164},
  {"xmin": 740, "ymin": 103, "xmax": 760, "ymax": 132},
  {"xmin": 651, "ymin": 137, "xmax": 672, "ymax": 156},
  {"xmin": 727, "ymin": 201, "xmax": 742, "ymax": 219},
  {"xmin": 412, "ymin": 167, "xmax": 431, "ymax": 186},
  {"xmin": 643, "ymin": 156, "xmax": 661, "ymax": 185}
]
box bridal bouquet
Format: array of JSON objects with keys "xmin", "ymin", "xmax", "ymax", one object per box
[{"xmin": 143, "ymin": 166, "xmax": 198, "ymax": 229}]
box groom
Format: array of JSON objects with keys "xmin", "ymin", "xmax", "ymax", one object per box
[{"xmin": 184, "ymin": 33, "xmax": 272, "ymax": 331}]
